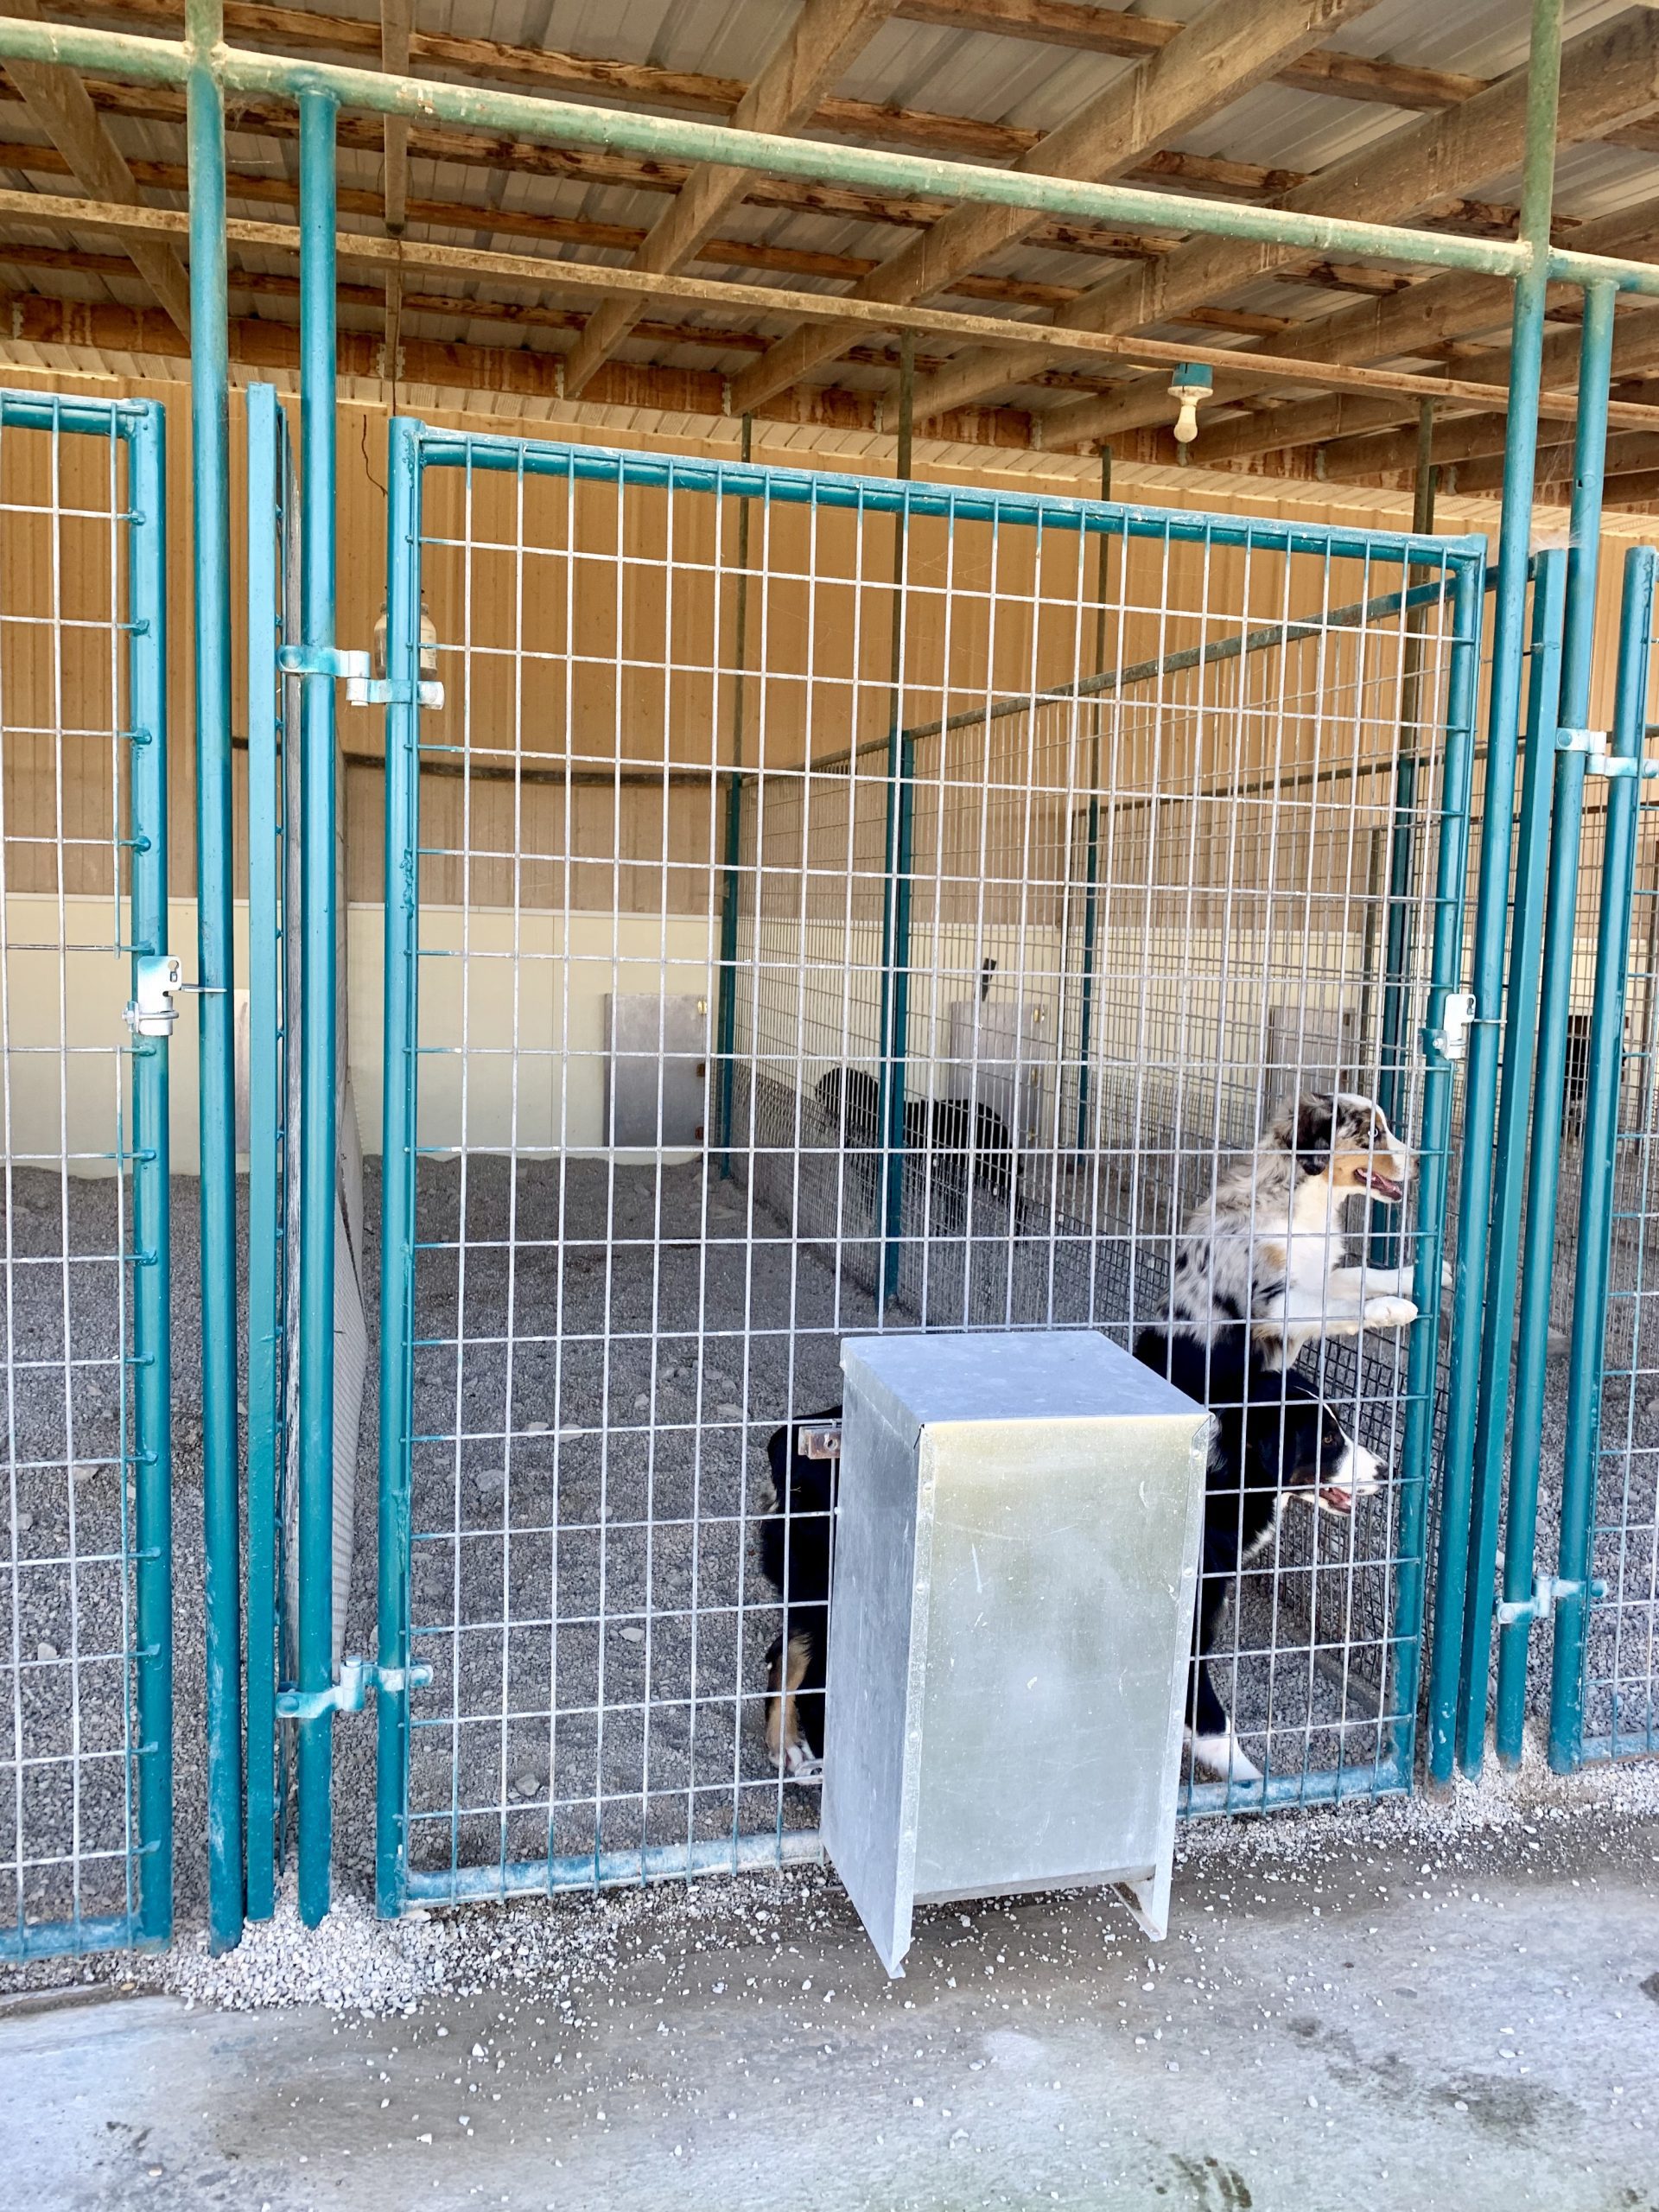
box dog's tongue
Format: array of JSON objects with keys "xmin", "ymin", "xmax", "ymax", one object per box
[
  {"xmin": 1319, "ymin": 1486, "xmax": 1355, "ymax": 1512},
  {"xmin": 1361, "ymin": 1168, "xmax": 1403, "ymax": 1203}
]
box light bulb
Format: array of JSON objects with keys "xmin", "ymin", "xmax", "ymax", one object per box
[{"xmin": 1173, "ymin": 395, "xmax": 1201, "ymax": 445}]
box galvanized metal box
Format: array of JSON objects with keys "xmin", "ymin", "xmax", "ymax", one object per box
[
  {"xmin": 603, "ymin": 991, "xmax": 709, "ymax": 1149},
  {"xmin": 824, "ymin": 1331, "xmax": 1208, "ymax": 1975}
]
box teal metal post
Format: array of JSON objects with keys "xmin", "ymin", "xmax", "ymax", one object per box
[
  {"xmin": 1074, "ymin": 448, "xmax": 1109, "ymax": 1156},
  {"xmin": 126, "ymin": 400, "xmax": 174, "ymax": 1947},
  {"xmin": 375, "ymin": 415, "xmax": 424, "ymax": 1917},
  {"xmin": 715, "ymin": 415, "xmax": 752, "ymax": 1179},
  {"xmin": 1390, "ymin": 548, "xmax": 1486, "ymax": 1778},
  {"xmin": 186, "ymin": 0, "xmax": 242, "ymax": 1955},
  {"xmin": 296, "ymin": 87, "xmax": 340, "ymax": 1928},
  {"xmin": 1427, "ymin": 0, "xmax": 1562, "ymax": 1784},
  {"xmin": 1493, "ymin": 283, "xmax": 1618, "ymax": 1764},
  {"xmin": 1548, "ymin": 544, "xmax": 1656, "ymax": 1770},
  {"xmin": 875, "ymin": 334, "xmax": 915, "ymax": 1307},
  {"xmin": 1370, "ymin": 403, "xmax": 1436, "ymax": 1270},
  {"xmin": 1455, "ymin": 548, "xmax": 1567, "ymax": 1770},
  {"xmin": 245, "ymin": 383, "xmax": 284, "ymax": 1919}
]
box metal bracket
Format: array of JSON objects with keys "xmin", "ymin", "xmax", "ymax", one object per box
[
  {"xmin": 124, "ymin": 953, "xmax": 182, "ymax": 1039},
  {"xmin": 276, "ymin": 643, "xmax": 443, "ymax": 710},
  {"xmin": 275, "ymin": 1655, "xmax": 433, "ymax": 1720},
  {"xmin": 1496, "ymin": 1573, "xmax": 1607, "ymax": 1628},
  {"xmin": 797, "ymin": 1422, "xmax": 842, "ymax": 1461},
  {"xmin": 1427, "ymin": 989, "xmax": 1478, "ymax": 1064},
  {"xmin": 1555, "ymin": 726, "xmax": 1608, "ymax": 757},
  {"xmin": 1586, "ymin": 755, "xmax": 1659, "ymax": 780}
]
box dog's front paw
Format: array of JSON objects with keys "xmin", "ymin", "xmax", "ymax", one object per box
[
  {"xmin": 783, "ymin": 1741, "xmax": 823, "ymax": 1780},
  {"xmin": 1186, "ymin": 1728, "xmax": 1262, "ymax": 1783},
  {"xmin": 1363, "ymin": 1295, "xmax": 1418, "ymax": 1330}
]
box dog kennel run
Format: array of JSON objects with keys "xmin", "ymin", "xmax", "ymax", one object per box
[{"xmin": 368, "ymin": 427, "xmax": 1484, "ymax": 1914}]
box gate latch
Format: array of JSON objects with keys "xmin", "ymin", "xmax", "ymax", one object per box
[
  {"xmin": 1496, "ymin": 1573, "xmax": 1606, "ymax": 1628},
  {"xmin": 1427, "ymin": 989, "xmax": 1478, "ymax": 1064},
  {"xmin": 276, "ymin": 644, "xmax": 443, "ymax": 711},
  {"xmin": 797, "ymin": 1422, "xmax": 842, "ymax": 1461},
  {"xmin": 276, "ymin": 1656, "xmax": 434, "ymax": 1720},
  {"xmin": 124, "ymin": 953, "xmax": 182, "ymax": 1039}
]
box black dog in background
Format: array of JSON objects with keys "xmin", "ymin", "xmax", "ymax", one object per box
[
  {"xmin": 815, "ymin": 1066, "xmax": 1019, "ymax": 1222},
  {"xmin": 760, "ymin": 1408, "xmax": 840, "ymax": 1774},
  {"xmin": 1133, "ymin": 1327, "xmax": 1380, "ymax": 1784}
]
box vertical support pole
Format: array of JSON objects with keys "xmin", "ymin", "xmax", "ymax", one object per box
[
  {"xmin": 1390, "ymin": 549, "xmax": 1484, "ymax": 1778},
  {"xmin": 715, "ymin": 414, "xmax": 752, "ymax": 1179},
  {"xmin": 245, "ymin": 384, "xmax": 283, "ymax": 1920},
  {"xmin": 1456, "ymin": 547, "xmax": 1567, "ymax": 1767},
  {"xmin": 876, "ymin": 333, "xmax": 915, "ymax": 1307},
  {"xmin": 1491, "ymin": 281, "xmax": 1618, "ymax": 1764},
  {"xmin": 376, "ymin": 414, "xmax": 423, "ymax": 1918},
  {"xmin": 126, "ymin": 400, "xmax": 173, "ymax": 1948},
  {"xmin": 186, "ymin": 0, "xmax": 242, "ymax": 1956},
  {"xmin": 1427, "ymin": 0, "xmax": 1562, "ymax": 1784},
  {"xmin": 1074, "ymin": 448, "xmax": 1110, "ymax": 1156},
  {"xmin": 1370, "ymin": 402, "xmax": 1435, "ymax": 1268},
  {"xmin": 296, "ymin": 86, "xmax": 340, "ymax": 1929},
  {"xmin": 1548, "ymin": 543, "xmax": 1656, "ymax": 1770}
]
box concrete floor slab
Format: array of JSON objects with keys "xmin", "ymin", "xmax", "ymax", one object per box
[{"xmin": 3, "ymin": 1807, "xmax": 1658, "ymax": 2212}]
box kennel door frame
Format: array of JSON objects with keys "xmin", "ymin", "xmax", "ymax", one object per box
[
  {"xmin": 370, "ymin": 423, "xmax": 1488, "ymax": 1915},
  {"xmin": 1548, "ymin": 543, "xmax": 1659, "ymax": 1774},
  {"xmin": 0, "ymin": 390, "xmax": 173, "ymax": 1960}
]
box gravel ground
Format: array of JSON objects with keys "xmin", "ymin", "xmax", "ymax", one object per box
[{"xmin": 3, "ymin": 1129, "xmax": 1658, "ymax": 1952}]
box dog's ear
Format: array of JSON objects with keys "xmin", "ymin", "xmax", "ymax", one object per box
[{"xmin": 1292, "ymin": 1092, "xmax": 1335, "ymax": 1176}]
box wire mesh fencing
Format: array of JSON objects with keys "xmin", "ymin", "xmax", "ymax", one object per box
[
  {"xmin": 0, "ymin": 392, "xmax": 170, "ymax": 1958},
  {"xmin": 375, "ymin": 432, "xmax": 1484, "ymax": 1910}
]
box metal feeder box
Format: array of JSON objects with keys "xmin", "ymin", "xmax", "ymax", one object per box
[{"xmin": 823, "ymin": 1331, "xmax": 1208, "ymax": 1976}]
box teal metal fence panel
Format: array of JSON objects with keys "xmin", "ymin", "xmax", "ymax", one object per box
[
  {"xmin": 1548, "ymin": 545, "xmax": 1659, "ymax": 1771},
  {"xmin": 0, "ymin": 390, "xmax": 172, "ymax": 1958},
  {"xmin": 371, "ymin": 426, "xmax": 1486, "ymax": 1915}
]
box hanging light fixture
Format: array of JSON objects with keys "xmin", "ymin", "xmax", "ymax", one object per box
[{"xmin": 1167, "ymin": 362, "xmax": 1213, "ymax": 448}]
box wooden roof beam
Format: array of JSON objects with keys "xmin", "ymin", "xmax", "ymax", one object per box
[
  {"xmin": 913, "ymin": 8, "xmax": 1659, "ymax": 431},
  {"xmin": 561, "ymin": 0, "xmax": 900, "ymax": 398},
  {"xmin": 727, "ymin": 0, "xmax": 1379, "ymax": 416},
  {"xmin": 0, "ymin": 0, "xmax": 188, "ymax": 335}
]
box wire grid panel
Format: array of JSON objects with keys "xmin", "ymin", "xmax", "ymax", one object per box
[
  {"xmin": 1567, "ymin": 572, "xmax": 1659, "ymax": 1765},
  {"xmin": 379, "ymin": 433, "xmax": 1483, "ymax": 1907},
  {"xmin": 0, "ymin": 393, "xmax": 171, "ymax": 1957}
]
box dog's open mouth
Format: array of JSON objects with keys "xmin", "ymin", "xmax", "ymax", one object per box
[
  {"xmin": 1353, "ymin": 1166, "xmax": 1404, "ymax": 1203},
  {"xmin": 1317, "ymin": 1485, "xmax": 1356, "ymax": 1512}
]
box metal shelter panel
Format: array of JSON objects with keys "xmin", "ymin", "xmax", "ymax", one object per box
[
  {"xmin": 373, "ymin": 427, "xmax": 1484, "ymax": 1915},
  {"xmin": 0, "ymin": 391, "xmax": 172, "ymax": 1959}
]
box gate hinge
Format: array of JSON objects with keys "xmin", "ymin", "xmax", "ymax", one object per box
[
  {"xmin": 1426, "ymin": 989, "xmax": 1478, "ymax": 1064},
  {"xmin": 124, "ymin": 953, "xmax": 182, "ymax": 1039},
  {"xmin": 275, "ymin": 1656, "xmax": 433, "ymax": 1719},
  {"xmin": 1496, "ymin": 1573, "xmax": 1607, "ymax": 1628},
  {"xmin": 1555, "ymin": 726, "xmax": 1607, "ymax": 757},
  {"xmin": 276, "ymin": 644, "xmax": 443, "ymax": 710}
]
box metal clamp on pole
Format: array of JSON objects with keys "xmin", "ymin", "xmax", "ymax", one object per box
[
  {"xmin": 276, "ymin": 643, "xmax": 443, "ymax": 709},
  {"xmin": 1555, "ymin": 726, "xmax": 1607, "ymax": 756},
  {"xmin": 1496, "ymin": 1573, "xmax": 1606, "ymax": 1628},
  {"xmin": 124, "ymin": 953, "xmax": 183, "ymax": 1038},
  {"xmin": 1426, "ymin": 988, "xmax": 1478, "ymax": 1064},
  {"xmin": 276, "ymin": 1655, "xmax": 434, "ymax": 1720}
]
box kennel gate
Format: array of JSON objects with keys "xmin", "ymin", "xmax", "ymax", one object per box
[
  {"xmin": 0, "ymin": 391, "xmax": 173, "ymax": 1958},
  {"xmin": 1538, "ymin": 543, "xmax": 1659, "ymax": 1773},
  {"xmin": 370, "ymin": 425, "xmax": 1484, "ymax": 1916}
]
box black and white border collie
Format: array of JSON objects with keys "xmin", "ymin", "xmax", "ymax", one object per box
[
  {"xmin": 759, "ymin": 1409, "xmax": 840, "ymax": 1776},
  {"xmin": 815, "ymin": 1067, "xmax": 1019, "ymax": 1224},
  {"xmin": 1134, "ymin": 1326, "xmax": 1381, "ymax": 1783},
  {"xmin": 1168, "ymin": 1091, "xmax": 1421, "ymax": 1370}
]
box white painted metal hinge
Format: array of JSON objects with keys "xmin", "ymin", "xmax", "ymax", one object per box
[
  {"xmin": 1427, "ymin": 989, "xmax": 1478, "ymax": 1063},
  {"xmin": 275, "ymin": 1655, "xmax": 434, "ymax": 1720},
  {"xmin": 124, "ymin": 953, "xmax": 182, "ymax": 1038},
  {"xmin": 1496, "ymin": 1573, "xmax": 1605, "ymax": 1628},
  {"xmin": 276, "ymin": 644, "xmax": 443, "ymax": 710}
]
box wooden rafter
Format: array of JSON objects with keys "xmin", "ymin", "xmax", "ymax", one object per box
[
  {"xmin": 562, "ymin": 0, "xmax": 899, "ymax": 398},
  {"xmin": 726, "ymin": 0, "xmax": 1380, "ymax": 417},
  {"xmin": 912, "ymin": 9, "xmax": 1659, "ymax": 429}
]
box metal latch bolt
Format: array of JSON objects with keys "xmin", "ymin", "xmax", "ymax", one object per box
[
  {"xmin": 1558, "ymin": 728, "xmax": 1659, "ymax": 779},
  {"xmin": 275, "ymin": 1656, "xmax": 434, "ymax": 1720},
  {"xmin": 1496, "ymin": 1573, "xmax": 1606, "ymax": 1628},
  {"xmin": 124, "ymin": 953, "xmax": 182, "ymax": 1038},
  {"xmin": 1429, "ymin": 989, "xmax": 1478, "ymax": 1063},
  {"xmin": 276, "ymin": 643, "xmax": 443, "ymax": 710},
  {"xmin": 797, "ymin": 1423, "xmax": 842, "ymax": 1461}
]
